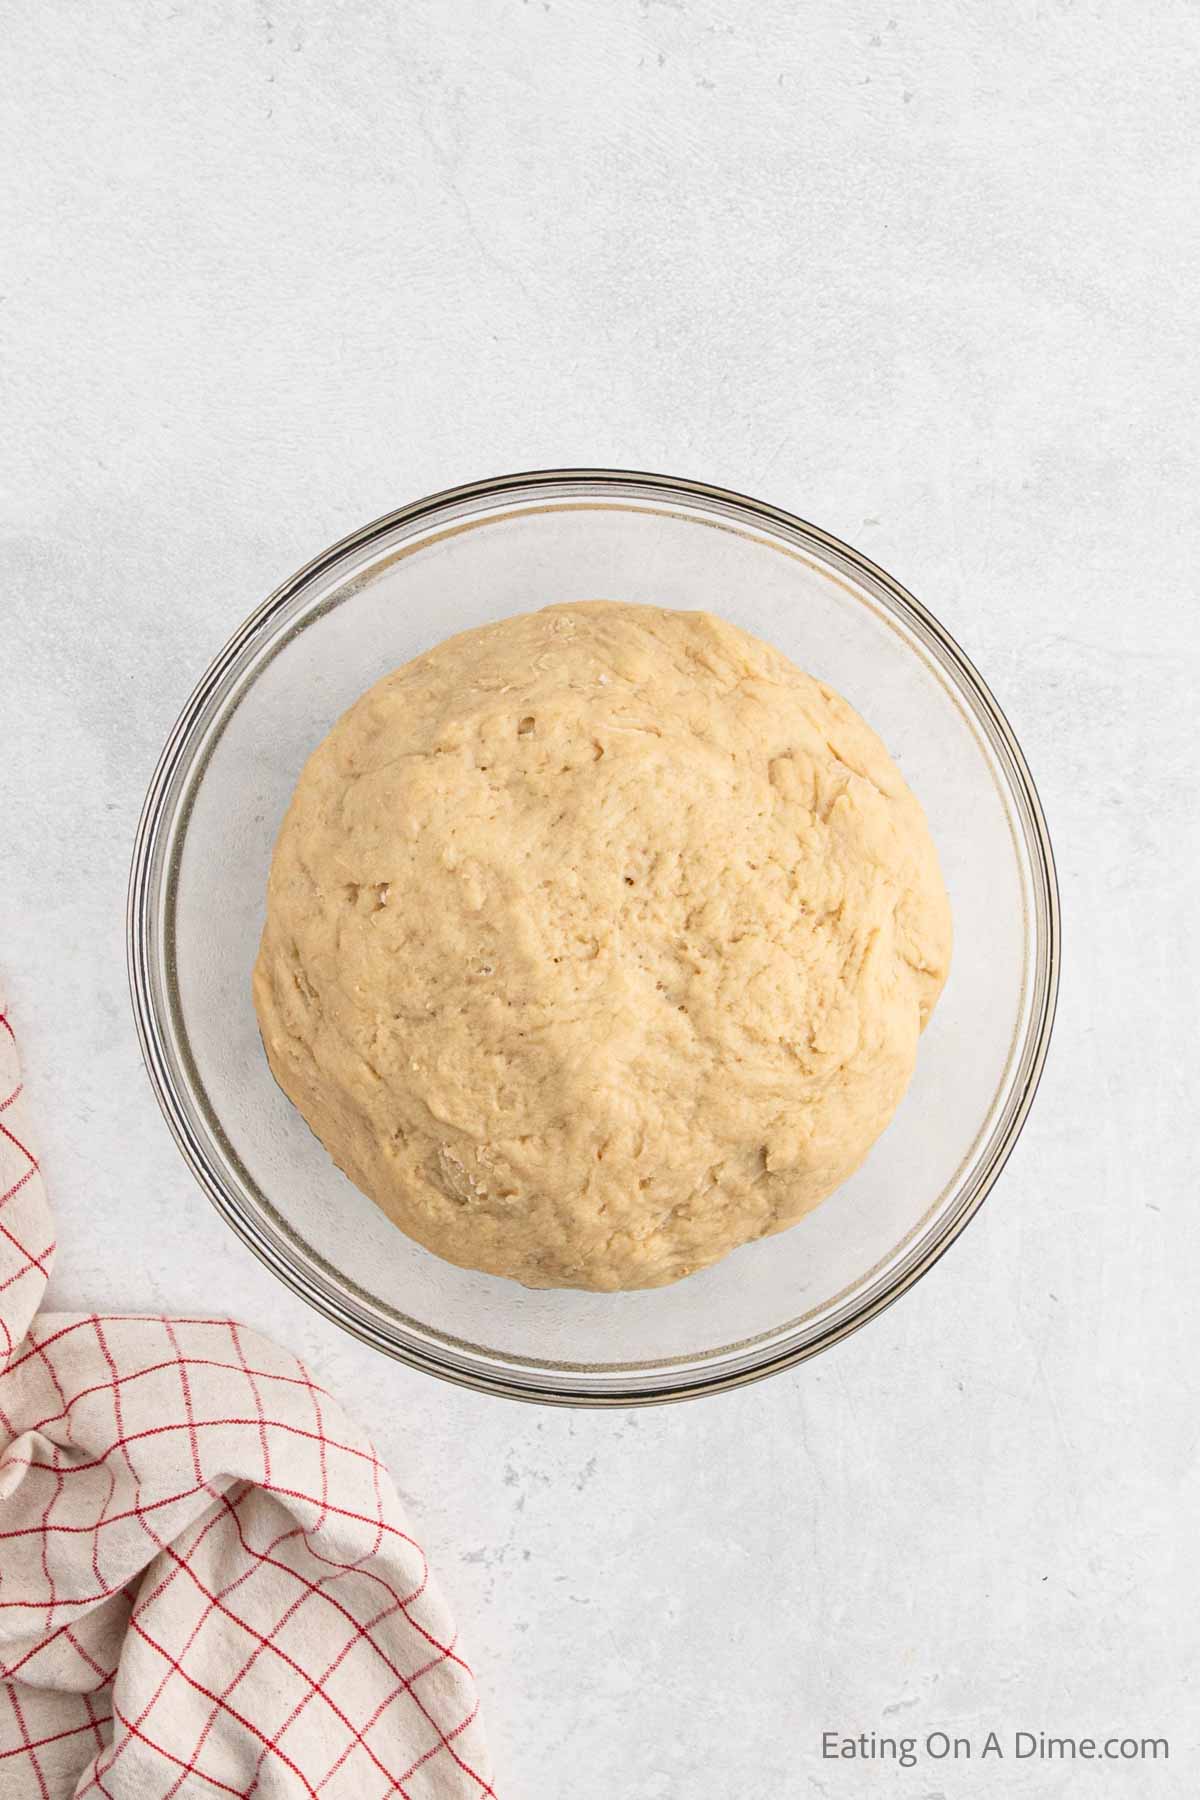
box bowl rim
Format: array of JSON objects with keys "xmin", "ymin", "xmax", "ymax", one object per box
[{"xmin": 127, "ymin": 466, "xmax": 1061, "ymax": 1406}]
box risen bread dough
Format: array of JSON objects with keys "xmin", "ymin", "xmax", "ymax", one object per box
[{"xmin": 253, "ymin": 602, "xmax": 951, "ymax": 1291}]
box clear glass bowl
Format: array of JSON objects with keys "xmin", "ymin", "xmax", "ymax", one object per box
[{"xmin": 128, "ymin": 470, "xmax": 1059, "ymax": 1405}]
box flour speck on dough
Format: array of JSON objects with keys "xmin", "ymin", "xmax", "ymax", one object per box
[{"xmin": 253, "ymin": 602, "xmax": 951, "ymax": 1290}]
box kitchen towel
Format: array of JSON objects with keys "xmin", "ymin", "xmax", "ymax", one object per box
[{"xmin": 0, "ymin": 988, "xmax": 493, "ymax": 1797}]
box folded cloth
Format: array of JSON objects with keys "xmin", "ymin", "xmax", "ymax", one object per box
[{"xmin": 0, "ymin": 991, "xmax": 493, "ymax": 1798}]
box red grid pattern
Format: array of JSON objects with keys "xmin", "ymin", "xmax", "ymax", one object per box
[{"xmin": 0, "ymin": 993, "xmax": 493, "ymax": 1797}]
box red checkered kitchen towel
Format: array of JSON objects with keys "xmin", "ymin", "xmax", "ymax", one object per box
[{"xmin": 0, "ymin": 988, "xmax": 493, "ymax": 1798}]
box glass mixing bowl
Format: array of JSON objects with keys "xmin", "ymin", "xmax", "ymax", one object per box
[{"xmin": 128, "ymin": 470, "xmax": 1058, "ymax": 1404}]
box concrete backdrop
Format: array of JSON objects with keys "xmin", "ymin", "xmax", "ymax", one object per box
[{"xmin": 3, "ymin": 3, "xmax": 1198, "ymax": 1794}]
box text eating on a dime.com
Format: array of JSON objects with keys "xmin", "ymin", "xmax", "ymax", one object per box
[{"xmin": 821, "ymin": 1728, "xmax": 1169, "ymax": 1769}]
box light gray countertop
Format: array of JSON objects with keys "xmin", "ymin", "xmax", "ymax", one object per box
[{"xmin": 3, "ymin": 3, "xmax": 1197, "ymax": 1793}]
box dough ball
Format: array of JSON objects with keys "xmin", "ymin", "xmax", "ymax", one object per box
[{"xmin": 253, "ymin": 602, "xmax": 951, "ymax": 1290}]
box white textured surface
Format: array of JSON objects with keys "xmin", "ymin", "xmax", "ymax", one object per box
[{"xmin": 2, "ymin": 2, "xmax": 1197, "ymax": 1793}]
